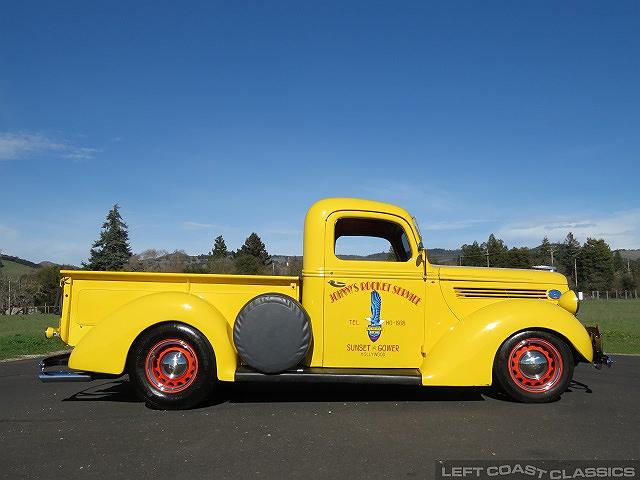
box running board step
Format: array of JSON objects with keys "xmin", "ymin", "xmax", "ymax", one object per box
[{"xmin": 235, "ymin": 366, "xmax": 422, "ymax": 385}]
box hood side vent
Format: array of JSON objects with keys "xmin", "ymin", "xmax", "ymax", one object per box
[{"xmin": 455, "ymin": 287, "xmax": 547, "ymax": 299}]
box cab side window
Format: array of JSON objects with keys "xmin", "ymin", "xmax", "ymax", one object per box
[{"xmin": 334, "ymin": 217, "xmax": 412, "ymax": 262}]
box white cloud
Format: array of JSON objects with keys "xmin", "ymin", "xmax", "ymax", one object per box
[
  {"xmin": 497, "ymin": 210, "xmax": 640, "ymax": 249},
  {"xmin": 0, "ymin": 132, "xmax": 99, "ymax": 161},
  {"xmin": 182, "ymin": 221, "xmax": 233, "ymax": 231},
  {"xmin": 0, "ymin": 224, "xmax": 19, "ymax": 239}
]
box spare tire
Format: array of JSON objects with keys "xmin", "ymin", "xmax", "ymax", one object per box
[{"xmin": 233, "ymin": 294, "xmax": 311, "ymax": 374}]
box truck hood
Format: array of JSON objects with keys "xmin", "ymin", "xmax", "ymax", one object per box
[{"xmin": 437, "ymin": 265, "xmax": 567, "ymax": 286}]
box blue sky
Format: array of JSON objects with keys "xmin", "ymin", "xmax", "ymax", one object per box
[{"xmin": 1, "ymin": 1, "xmax": 639, "ymax": 265}]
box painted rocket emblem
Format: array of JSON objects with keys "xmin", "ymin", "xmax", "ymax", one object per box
[{"xmin": 366, "ymin": 290, "xmax": 384, "ymax": 342}]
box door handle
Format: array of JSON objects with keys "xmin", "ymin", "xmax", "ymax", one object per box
[{"xmin": 328, "ymin": 280, "xmax": 346, "ymax": 288}]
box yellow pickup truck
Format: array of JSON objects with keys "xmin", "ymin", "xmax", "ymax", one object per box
[{"xmin": 39, "ymin": 198, "xmax": 610, "ymax": 409}]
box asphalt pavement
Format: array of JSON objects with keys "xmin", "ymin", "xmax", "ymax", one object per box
[{"xmin": 1, "ymin": 356, "xmax": 638, "ymax": 480}]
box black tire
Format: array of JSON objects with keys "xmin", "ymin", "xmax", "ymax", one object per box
[
  {"xmin": 128, "ymin": 322, "xmax": 216, "ymax": 410},
  {"xmin": 233, "ymin": 293, "xmax": 311, "ymax": 373},
  {"xmin": 493, "ymin": 330, "xmax": 574, "ymax": 403}
]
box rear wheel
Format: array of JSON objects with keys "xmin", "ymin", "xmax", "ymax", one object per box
[
  {"xmin": 128, "ymin": 323, "xmax": 215, "ymax": 410},
  {"xmin": 493, "ymin": 330, "xmax": 573, "ymax": 403}
]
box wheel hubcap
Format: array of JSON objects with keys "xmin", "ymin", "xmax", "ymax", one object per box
[
  {"xmin": 160, "ymin": 351, "xmax": 188, "ymax": 378},
  {"xmin": 518, "ymin": 350, "xmax": 548, "ymax": 379},
  {"xmin": 145, "ymin": 339, "xmax": 198, "ymax": 394},
  {"xmin": 508, "ymin": 338, "xmax": 563, "ymax": 393}
]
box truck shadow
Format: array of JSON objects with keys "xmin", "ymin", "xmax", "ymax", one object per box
[
  {"xmin": 62, "ymin": 379, "xmax": 592, "ymax": 408},
  {"xmin": 62, "ymin": 379, "xmax": 488, "ymax": 406},
  {"xmin": 219, "ymin": 383, "xmax": 488, "ymax": 405}
]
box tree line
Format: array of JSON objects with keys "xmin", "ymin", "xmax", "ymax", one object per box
[
  {"xmin": 0, "ymin": 205, "xmax": 300, "ymax": 313},
  {"xmin": 458, "ymin": 233, "xmax": 638, "ymax": 292},
  {"xmin": 83, "ymin": 205, "xmax": 301, "ymax": 276}
]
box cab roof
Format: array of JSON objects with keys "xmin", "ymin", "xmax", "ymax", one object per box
[{"xmin": 305, "ymin": 197, "xmax": 414, "ymax": 223}]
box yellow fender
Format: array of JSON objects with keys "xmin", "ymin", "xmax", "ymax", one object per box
[
  {"xmin": 68, "ymin": 292, "xmax": 238, "ymax": 381},
  {"xmin": 420, "ymin": 300, "xmax": 593, "ymax": 386}
]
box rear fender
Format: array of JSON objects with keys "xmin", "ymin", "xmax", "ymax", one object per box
[
  {"xmin": 420, "ymin": 300, "xmax": 592, "ymax": 386},
  {"xmin": 68, "ymin": 291, "xmax": 237, "ymax": 381}
]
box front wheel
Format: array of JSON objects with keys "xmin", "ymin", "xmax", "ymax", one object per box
[
  {"xmin": 493, "ymin": 330, "xmax": 574, "ymax": 403},
  {"xmin": 128, "ymin": 322, "xmax": 216, "ymax": 410}
]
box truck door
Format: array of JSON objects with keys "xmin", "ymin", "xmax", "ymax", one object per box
[{"xmin": 322, "ymin": 211, "xmax": 426, "ymax": 368}]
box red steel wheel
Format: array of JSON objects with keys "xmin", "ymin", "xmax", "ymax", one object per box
[
  {"xmin": 507, "ymin": 338, "xmax": 563, "ymax": 393},
  {"xmin": 494, "ymin": 330, "xmax": 574, "ymax": 403},
  {"xmin": 144, "ymin": 338, "xmax": 199, "ymax": 394},
  {"xmin": 129, "ymin": 323, "xmax": 216, "ymax": 409}
]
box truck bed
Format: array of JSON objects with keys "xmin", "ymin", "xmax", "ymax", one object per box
[{"xmin": 58, "ymin": 270, "xmax": 300, "ymax": 346}]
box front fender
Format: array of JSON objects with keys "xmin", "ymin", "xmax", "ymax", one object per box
[
  {"xmin": 420, "ymin": 299, "xmax": 593, "ymax": 386},
  {"xmin": 68, "ymin": 292, "xmax": 237, "ymax": 381}
]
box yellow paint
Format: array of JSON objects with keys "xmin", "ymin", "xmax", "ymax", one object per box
[
  {"xmin": 419, "ymin": 299, "xmax": 593, "ymax": 386},
  {"xmin": 558, "ymin": 289, "xmax": 580, "ymax": 315},
  {"xmin": 47, "ymin": 197, "xmax": 597, "ymax": 387},
  {"xmin": 61, "ymin": 271, "xmax": 299, "ymax": 379}
]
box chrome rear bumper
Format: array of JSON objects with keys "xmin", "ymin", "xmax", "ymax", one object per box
[{"xmin": 38, "ymin": 352, "xmax": 93, "ymax": 382}]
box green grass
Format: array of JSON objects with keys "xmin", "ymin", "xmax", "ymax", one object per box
[
  {"xmin": 0, "ymin": 314, "xmax": 68, "ymax": 360},
  {"xmin": 578, "ymin": 299, "xmax": 640, "ymax": 354},
  {"xmin": 0, "ymin": 259, "xmax": 37, "ymax": 279},
  {"xmin": 0, "ymin": 300, "xmax": 638, "ymax": 360}
]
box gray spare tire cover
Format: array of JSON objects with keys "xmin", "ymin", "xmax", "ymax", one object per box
[{"xmin": 233, "ymin": 293, "xmax": 311, "ymax": 374}]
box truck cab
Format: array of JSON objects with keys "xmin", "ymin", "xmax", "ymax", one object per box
[
  {"xmin": 39, "ymin": 198, "xmax": 610, "ymax": 409},
  {"xmin": 302, "ymin": 198, "xmax": 428, "ymax": 370}
]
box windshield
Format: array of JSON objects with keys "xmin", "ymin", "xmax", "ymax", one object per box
[{"xmin": 411, "ymin": 216, "xmax": 424, "ymax": 250}]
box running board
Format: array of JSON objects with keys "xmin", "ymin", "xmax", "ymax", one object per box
[{"xmin": 235, "ymin": 366, "xmax": 422, "ymax": 385}]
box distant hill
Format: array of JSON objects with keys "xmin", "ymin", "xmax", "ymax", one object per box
[
  {"xmin": 1, "ymin": 254, "xmax": 40, "ymax": 269},
  {"xmin": 618, "ymin": 249, "xmax": 640, "ymax": 261},
  {"xmin": 3, "ymin": 246, "xmax": 639, "ymax": 276},
  {"xmin": 0, "ymin": 258, "xmax": 37, "ymax": 279},
  {"xmin": 427, "ymin": 248, "xmax": 462, "ymax": 265},
  {"xmin": 0, "ymin": 254, "xmax": 68, "ymax": 279}
]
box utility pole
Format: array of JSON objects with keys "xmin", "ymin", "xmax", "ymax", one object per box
[
  {"xmin": 574, "ymin": 258, "xmax": 578, "ymax": 288},
  {"xmin": 486, "ymin": 249, "xmax": 490, "ymax": 267},
  {"xmin": 550, "ymin": 247, "xmax": 556, "ymax": 266}
]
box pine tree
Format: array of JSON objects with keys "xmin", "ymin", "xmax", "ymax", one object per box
[
  {"xmin": 580, "ymin": 238, "xmax": 614, "ymax": 291},
  {"xmin": 234, "ymin": 253, "xmax": 265, "ymax": 275},
  {"xmin": 504, "ymin": 247, "xmax": 533, "ymax": 269},
  {"xmin": 460, "ymin": 241, "xmax": 485, "ymax": 266},
  {"xmin": 233, "ymin": 233, "xmax": 271, "ymax": 275},
  {"xmin": 208, "ymin": 235, "xmax": 233, "ymax": 274},
  {"xmin": 482, "ymin": 234, "xmax": 508, "ymax": 267},
  {"xmin": 236, "ymin": 233, "xmax": 270, "ymax": 266},
  {"xmin": 210, "ymin": 235, "xmax": 228, "ymax": 259},
  {"xmin": 83, "ymin": 204, "xmax": 132, "ymax": 271},
  {"xmin": 558, "ymin": 232, "xmax": 581, "ymax": 283},
  {"xmin": 534, "ymin": 237, "xmax": 553, "ymax": 266},
  {"xmin": 612, "ymin": 251, "xmax": 624, "ymax": 272}
]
